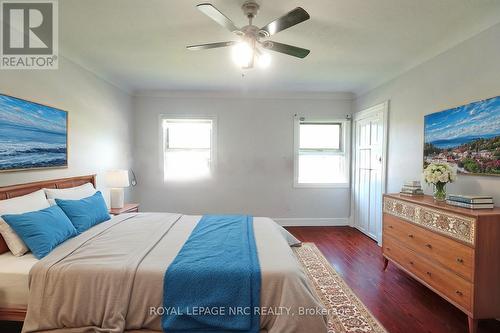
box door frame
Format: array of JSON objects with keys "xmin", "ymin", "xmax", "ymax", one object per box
[{"xmin": 350, "ymin": 101, "xmax": 389, "ymax": 246}]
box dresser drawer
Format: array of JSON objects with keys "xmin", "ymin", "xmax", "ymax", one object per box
[
  {"xmin": 383, "ymin": 235, "xmax": 472, "ymax": 312},
  {"xmin": 383, "ymin": 196, "xmax": 476, "ymax": 245},
  {"xmin": 384, "ymin": 214, "xmax": 474, "ymax": 281}
]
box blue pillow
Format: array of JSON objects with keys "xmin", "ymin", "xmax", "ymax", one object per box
[
  {"xmin": 2, "ymin": 205, "xmax": 78, "ymax": 259},
  {"xmin": 55, "ymin": 191, "xmax": 111, "ymax": 233}
]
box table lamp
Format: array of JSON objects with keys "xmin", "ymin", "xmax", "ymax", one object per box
[{"xmin": 106, "ymin": 169, "xmax": 130, "ymax": 209}]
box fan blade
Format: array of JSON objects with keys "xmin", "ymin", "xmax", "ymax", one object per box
[
  {"xmin": 262, "ymin": 41, "xmax": 310, "ymax": 58},
  {"xmin": 260, "ymin": 7, "xmax": 310, "ymax": 36},
  {"xmin": 187, "ymin": 41, "xmax": 236, "ymax": 51},
  {"xmin": 197, "ymin": 3, "xmax": 239, "ymax": 33}
]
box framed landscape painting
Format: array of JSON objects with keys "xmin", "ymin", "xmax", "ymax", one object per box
[
  {"xmin": 0, "ymin": 94, "xmax": 68, "ymax": 172},
  {"xmin": 424, "ymin": 95, "xmax": 500, "ymax": 176}
]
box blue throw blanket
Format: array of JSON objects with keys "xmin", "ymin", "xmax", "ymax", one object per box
[{"xmin": 162, "ymin": 215, "xmax": 261, "ymax": 333}]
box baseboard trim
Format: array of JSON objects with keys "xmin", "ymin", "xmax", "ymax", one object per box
[{"xmin": 273, "ymin": 217, "xmax": 349, "ymax": 227}]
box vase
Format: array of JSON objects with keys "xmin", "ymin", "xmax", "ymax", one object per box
[{"xmin": 433, "ymin": 182, "xmax": 447, "ymax": 202}]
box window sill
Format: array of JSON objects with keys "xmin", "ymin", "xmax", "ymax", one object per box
[{"xmin": 293, "ymin": 182, "xmax": 350, "ymax": 189}]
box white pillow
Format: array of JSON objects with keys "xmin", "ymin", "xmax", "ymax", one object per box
[
  {"xmin": 44, "ymin": 183, "xmax": 96, "ymax": 205},
  {"xmin": 0, "ymin": 189, "xmax": 51, "ymax": 256}
]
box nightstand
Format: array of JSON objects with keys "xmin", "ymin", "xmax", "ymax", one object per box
[{"xmin": 109, "ymin": 203, "xmax": 139, "ymax": 215}]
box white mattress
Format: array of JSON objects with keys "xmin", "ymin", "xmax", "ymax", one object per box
[{"xmin": 0, "ymin": 251, "xmax": 38, "ymax": 308}]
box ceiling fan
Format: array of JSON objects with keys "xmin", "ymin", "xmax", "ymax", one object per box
[{"xmin": 187, "ymin": 1, "xmax": 311, "ymax": 69}]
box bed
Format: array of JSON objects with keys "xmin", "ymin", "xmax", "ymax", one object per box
[
  {"xmin": 0, "ymin": 175, "xmax": 98, "ymax": 322},
  {"xmin": 0, "ymin": 175, "xmax": 328, "ymax": 333},
  {"xmin": 0, "ymin": 252, "xmax": 37, "ymax": 312}
]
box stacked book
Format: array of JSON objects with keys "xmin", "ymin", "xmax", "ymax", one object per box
[
  {"xmin": 400, "ymin": 181, "xmax": 424, "ymax": 196},
  {"xmin": 446, "ymin": 195, "xmax": 495, "ymax": 209}
]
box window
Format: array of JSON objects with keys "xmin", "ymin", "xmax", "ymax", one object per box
[
  {"xmin": 162, "ymin": 117, "xmax": 215, "ymax": 181},
  {"xmin": 294, "ymin": 117, "xmax": 350, "ymax": 187}
]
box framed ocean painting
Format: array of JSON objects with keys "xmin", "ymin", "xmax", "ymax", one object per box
[
  {"xmin": 0, "ymin": 94, "xmax": 68, "ymax": 172},
  {"xmin": 424, "ymin": 95, "xmax": 500, "ymax": 176}
]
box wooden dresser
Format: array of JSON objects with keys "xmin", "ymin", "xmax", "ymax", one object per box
[{"xmin": 382, "ymin": 194, "xmax": 500, "ymax": 333}]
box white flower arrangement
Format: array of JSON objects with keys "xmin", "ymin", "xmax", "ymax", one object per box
[{"xmin": 423, "ymin": 163, "xmax": 457, "ymax": 185}]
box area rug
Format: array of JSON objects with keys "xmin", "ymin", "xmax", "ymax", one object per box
[{"xmin": 293, "ymin": 243, "xmax": 388, "ymax": 333}]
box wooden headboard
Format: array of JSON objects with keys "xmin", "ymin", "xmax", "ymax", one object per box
[{"xmin": 0, "ymin": 175, "xmax": 96, "ymax": 254}]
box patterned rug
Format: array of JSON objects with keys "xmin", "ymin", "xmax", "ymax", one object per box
[{"xmin": 293, "ymin": 243, "xmax": 388, "ymax": 333}]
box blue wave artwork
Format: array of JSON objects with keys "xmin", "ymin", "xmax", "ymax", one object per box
[
  {"xmin": 0, "ymin": 94, "xmax": 68, "ymax": 171},
  {"xmin": 424, "ymin": 96, "xmax": 500, "ymax": 175}
]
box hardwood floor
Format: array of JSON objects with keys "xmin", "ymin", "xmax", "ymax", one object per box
[
  {"xmin": 287, "ymin": 226, "xmax": 500, "ymax": 333},
  {"xmin": 2, "ymin": 226, "xmax": 499, "ymax": 333}
]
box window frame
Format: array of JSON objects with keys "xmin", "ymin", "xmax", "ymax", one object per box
[
  {"xmin": 293, "ymin": 116, "xmax": 351, "ymax": 188},
  {"xmin": 159, "ymin": 114, "xmax": 217, "ymax": 182}
]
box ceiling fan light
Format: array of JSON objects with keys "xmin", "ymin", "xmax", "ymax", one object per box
[
  {"xmin": 232, "ymin": 42, "xmax": 253, "ymax": 68},
  {"xmin": 257, "ymin": 53, "xmax": 271, "ymax": 68}
]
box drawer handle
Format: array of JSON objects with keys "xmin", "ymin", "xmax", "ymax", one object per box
[
  {"xmin": 426, "ymin": 271, "xmax": 432, "ymax": 276},
  {"xmin": 455, "ymin": 290, "xmax": 463, "ymax": 296},
  {"xmin": 408, "ymin": 234, "xmax": 414, "ymax": 238},
  {"xmin": 456, "ymin": 258, "xmax": 464, "ymax": 263},
  {"xmin": 409, "ymin": 261, "xmax": 414, "ymax": 265},
  {"xmin": 388, "ymin": 225, "xmax": 394, "ymax": 229},
  {"xmin": 425, "ymin": 244, "xmax": 432, "ymax": 249}
]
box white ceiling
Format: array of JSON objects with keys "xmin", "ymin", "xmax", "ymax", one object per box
[{"xmin": 60, "ymin": 0, "xmax": 500, "ymax": 94}]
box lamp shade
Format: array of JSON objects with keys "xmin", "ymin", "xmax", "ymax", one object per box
[{"xmin": 106, "ymin": 170, "xmax": 130, "ymax": 188}]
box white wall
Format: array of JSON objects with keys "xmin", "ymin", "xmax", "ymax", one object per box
[
  {"xmin": 355, "ymin": 23, "xmax": 500, "ymax": 202},
  {"xmin": 132, "ymin": 92, "xmax": 353, "ymax": 224},
  {"xmin": 0, "ymin": 57, "xmax": 133, "ymax": 202}
]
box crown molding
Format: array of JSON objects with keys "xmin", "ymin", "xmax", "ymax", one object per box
[{"xmin": 132, "ymin": 90, "xmax": 355, "ymax": 101}]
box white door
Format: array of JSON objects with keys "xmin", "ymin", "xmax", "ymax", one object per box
[{"xmin": 352, "ymin": 102, "xmax": 388, "ymax": 244}]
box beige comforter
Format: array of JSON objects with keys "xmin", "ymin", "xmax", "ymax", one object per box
[{"xmin": 22, "ymin": 213, "xmax": 328, "ymax": 333}]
